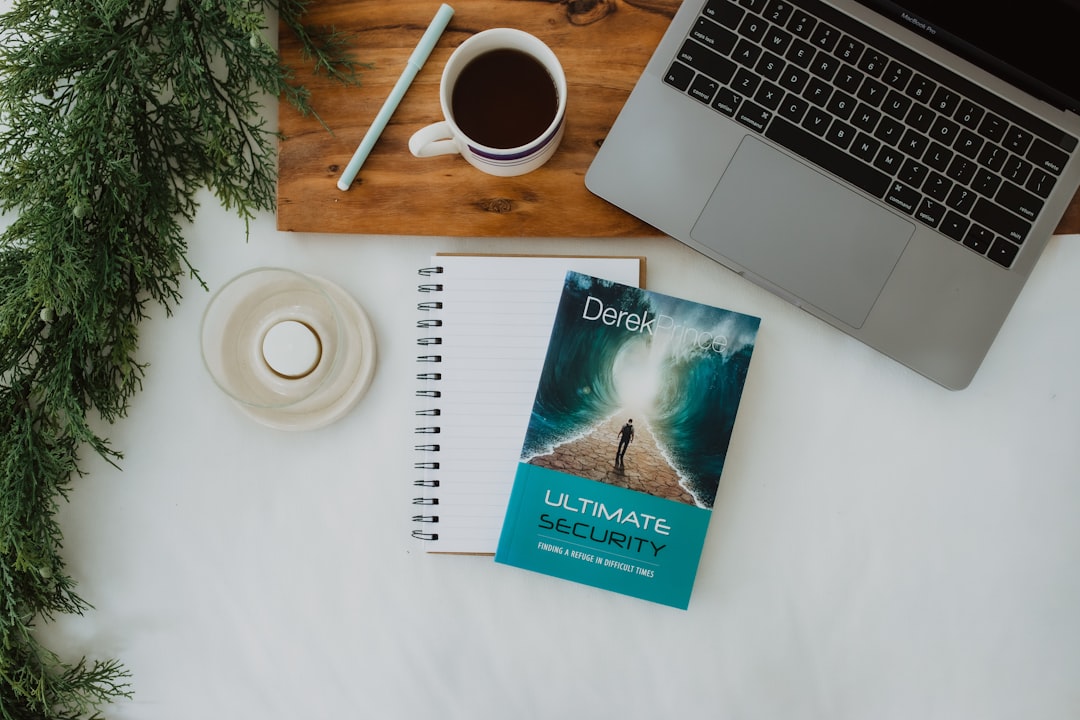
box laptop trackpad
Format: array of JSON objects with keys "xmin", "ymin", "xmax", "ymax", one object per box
[{"xmin": 690, "ymin": 136, "xmax": 914, "ymax": 329}]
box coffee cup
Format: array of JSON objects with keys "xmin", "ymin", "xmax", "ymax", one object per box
[{"xmin": 408, "ymin": 28, "xmax": 567, "ymax": 177}]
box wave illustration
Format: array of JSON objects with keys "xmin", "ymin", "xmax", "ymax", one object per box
[{"xmin": 521, "ymin": 275, "xmax": 758, "ymax": 508}]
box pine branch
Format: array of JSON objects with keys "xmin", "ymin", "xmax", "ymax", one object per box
[{"xmin": 0, "ymin": 0, "xmax": 361, "ymax": 716}]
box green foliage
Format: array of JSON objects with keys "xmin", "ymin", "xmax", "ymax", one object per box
[{"xmin": 0, "ymin": 0, "xmax": 361, "ymax": 716}]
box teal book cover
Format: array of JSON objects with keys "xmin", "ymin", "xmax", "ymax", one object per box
[{"xmin": 495, "ymin": 272, "xmax": 760, "ymax": 609}]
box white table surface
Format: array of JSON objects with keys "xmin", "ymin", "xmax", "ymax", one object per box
[
  {"xmin": 4, "ymin": 20, "xmax": 1079, "ymax": 720},
  {"xmin": 15, "ymin": 198, "xmax": 1077, "ymax": 719}
]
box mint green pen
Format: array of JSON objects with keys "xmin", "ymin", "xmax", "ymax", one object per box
[{"xmin": 337, "ymin": 4, "xmax": 455, "ymax": 191}]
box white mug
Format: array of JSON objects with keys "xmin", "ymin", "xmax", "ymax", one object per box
[{"xmin": 408, "ymin": 28, "xmax": 567, "ymax": 177}]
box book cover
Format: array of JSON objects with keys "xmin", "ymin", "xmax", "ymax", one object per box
[{"xmin": 495, "ymin": 272, "xmax": 760, "ymax": 609}]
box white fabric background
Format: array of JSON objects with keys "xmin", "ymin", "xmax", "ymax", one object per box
[
  {"xmin": 19, "ymin": 200, "xmax": 1079, "ymax": 719},
  {"xmin": 2, "ymin": 3, "xmax": 1079, "ymax": 715}
]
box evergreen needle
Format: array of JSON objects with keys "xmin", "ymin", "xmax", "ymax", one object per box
[{"xmin": 0, "ymin": 0, "xmax": 361, "ymax": 716}]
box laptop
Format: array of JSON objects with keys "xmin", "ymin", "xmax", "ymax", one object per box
[{"xmin": 585, "ymin": 0, "xmax": 1080, "ymax": 389}]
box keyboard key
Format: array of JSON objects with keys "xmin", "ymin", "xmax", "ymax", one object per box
[
  {"xmin": 1025, "ymin": 168, "xmax": 1055, "ymax": 198},
  {"xmin": 833, "ymin": 36, "xmax": 864, "ymax": 65},
  {"xmin": 873, "ymin": 116, "xmax": 904, "ymax": 146},
  {"xmin": 929, "ymin": 86, "xmax": 960, "ymax": 115},
  {"xmin": 826, "ymin": 119, "xmax": 857, "ymax": 149},
  {"xmin": 689, "ymin": 74, "xmax": 720, "ymax": 104},
  {"xmin": 916, "ymin": 197, "xmax": 946, "ymax": 227},
  {"xmin": 826, "ymin": 90, "xmax": 856, "ymax": 120},
  {"xmin": 856, "ymin": 76, "xmax": 887, "ymax": 107},
  {"xmin": 785, "ymin": 38, "xmax": 815, "ymax": 67},
  {"xmin": 692, "ymin": 18, "xmax": 739, "ymax": 54},
  {"xmin": 779, "ymin": 94, "xmax": 809, "ymax": 123},
  {"xmin": 802, "ymin": 106, "xmax": 831, "ymax": 135},
  {"xmin": 882, "ymin": 90, "xmax": 912, "ymax": 120},
  {"xmin": 809, "ymin": 53, "xmax": 841, "ymax": 82},
  {"xmin": 962, "ymin": 225, "xmax": 994, "ymax": 253},
  {"xmin": 834, "ymin": 65, "xmax": 864, "ymax": 94},
  {"xmin": 1002, "ymin": 156, "xmax": 1031, "ymax": 185},
  {"xmin": 779, "ymin": 65, "xmax": 810, "ymax": 93},
  {"xmin": 906, "ymin": 74, "xmax": 936, "ymax": 102},
  {"xmin": 763, "ymin": 26, "xmax": 793, "ymax": 54},
  {"xmin": 946, "ymin": 185, "xmax": 976, "ymax": 214},
  {"xmin": 996, "ymin": 181, "xmax": 1044, "ymax": 221},
  {"xmin": 885, "ymin": 181, "xmax": 920, "ymax": 214},
  {"xmin": 906, "ymin": 104, "xmax": 935, "ymax": 133},
  {"xmin": 923, "ymin": 172, "xmax": 951, "ymax": 201},
  {"xmin": 924, "ymin": 142, "xmax": 953, "ymax": 171},
  {"xmin": 732, "ymin": 67, "xmax": 761, "ymax": 96},
  {"xmin": 1027, "ymin": 137, "xmax": 1069, "ymax": 175},
  {"xmin": 756, "ymin": 51, "xmax": 785, "ymax": 81},
  {"xmin": 857, "ymin": 48, "xmax": 887, "ymax": 77},
  {"xmin": 971, "ymin": 168, "xmax": 1001, "ymax": 197},
  {"xmin": 954, "ymin": 100, "xmax": 984, "ymax": 129},
  {"xmin": 978, "ymin": 113, "xmax": 1008, "ymax": 143},
  {"xmin": 786, "ymin": 9, "xmax": 816, "ymax": 38},
  {"xmin": 898, "ymin": 158, "xmax": 928, "ymax": 187},
  {"xmin": 851, "ymin": 132, "xmax": 880, "ymax": 162},
  {"xmin": 1003, "ymin": 126, "xmax": 1033, "ymax": 154},
  {"xmin": 978, "ymin": 143, "xmax": 1007, "ymax": 172},
  {"xmin": 946, "ymin": 156, "xmax": 977, "ymax": 185},
  {"xmin": 882, "ymin": 60, "xmax": 912, "ymax": 90},
  {"xmin": 712, "ymin": 87, "xmax": 742, "ymax": 116},
  {"xmin": 804, "ymin": 77, "xmax": 832, "ymax": 107},
  {"xmin": 953, "ymin": 129, "xmax": 983, "ymax": 159},
  {"xmin": 703, "ymin": 0, "xmax": 744, "ymax": 28},
  {"xmin": 678, "ymin": 40, "xmax": 737, "ymax": 84},
  {"xmin": 765, "ymin": 116, "xmax": 891, "ymax": 197},
  {"xmin": 899, "ymin": 128, "xmax": 929, "ymax": 158},
  {"xmin": 873, "ymin": 146, "xmax": 904, "ymax": 175},
  {"xmin": 755, "ymin": 81, "xmax": 785, "ymax": 110},
  {"xmin": 810, "ymin": 23, "xmax": 841, "ymax": 52},
  {"xmin": 732, "ymin": 39, "xmax": 763, "ymax": 67},
  {"xmin": 940, "ymin": 211, "xmax": 969, "ymax": 242},
  {"xmin": 664, "ymin": 61, "xmax": 695, "ymax": 91},
  {"xmin": 929, "ymin": 115, "xmax": 960, "ymax": 146},
  {"xmin": 971, "ymin": 197, "xmax": 1031, "ymax": 244},
  {"xmin": 988, "ymin": 238, "xmax": 1020, "ymax": 267},
  {"xmin": 737, "ymin": 14, "xmax": 768, "ymax": 43},
  {"xmin": 763, "ymin": 0, "xmax": 795, "ymax": 25},
  {"xmin": 735, "ymin": 100, "xmax": 773, "ymax": 132},
  {"xmin": 852, "ymin": 103, "xmax": 881, "ymax": 132}
]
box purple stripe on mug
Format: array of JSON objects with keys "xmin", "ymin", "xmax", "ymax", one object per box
[
  {"xmin": 469, "ymin": 118, "xmax": 565, "ymax": 162},
  {"xmin": 408, "ymin": 28, "xmax": 567, "ymax": 178}
]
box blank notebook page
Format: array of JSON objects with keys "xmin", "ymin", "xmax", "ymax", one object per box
[{"xmin": 413, "ymin": 255, "xmax": 643, "ymax": 554}]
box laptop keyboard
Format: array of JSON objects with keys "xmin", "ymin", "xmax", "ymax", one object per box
[{"xmin": 664, "ymin": 0, "xmax": 1077, "ymax": 269}]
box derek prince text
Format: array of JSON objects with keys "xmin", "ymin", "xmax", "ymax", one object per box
[
  {"xmin": 539, "ymin": 490, "xmax": 669, "ymax": 558},
  {"xmin": 581, "ymin": 295, "xmax": 728, "ymax": 353}
]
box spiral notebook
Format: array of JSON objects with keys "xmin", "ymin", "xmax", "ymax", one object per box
[{"xmin": 413, "ymin": 254, "xmax": 645, "ymax": 554}]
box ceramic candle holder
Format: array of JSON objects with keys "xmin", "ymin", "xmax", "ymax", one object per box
[{"xmin": 200, "ymin": 267, "xmax": 376, "ymax": 430}]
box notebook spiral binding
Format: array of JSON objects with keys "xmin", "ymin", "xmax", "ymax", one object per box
[{"xmin": 413, "ymin": 266, "xmax": 444, "ymax": 541}]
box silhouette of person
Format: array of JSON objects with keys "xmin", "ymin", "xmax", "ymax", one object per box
[{"xmin": 615, "ymin": 419, "xmax": 634, "ymax": 466}]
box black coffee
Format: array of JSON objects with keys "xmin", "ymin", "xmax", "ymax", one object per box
[{"xmin": 451, "ymin": 49, "xmax": 558, "ymax": 149}]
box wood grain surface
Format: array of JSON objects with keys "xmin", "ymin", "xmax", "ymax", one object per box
[{"xmin": 276, "ymin": 0, "xmax": 1080, "ymax": 237}]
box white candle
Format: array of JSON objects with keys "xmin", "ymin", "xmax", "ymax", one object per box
[{"xmin": 261, "ymin": 320, "xmax": 322, "ymax": 379}]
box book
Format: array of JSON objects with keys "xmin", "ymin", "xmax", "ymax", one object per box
[
  {"xmin": 412, "ymin": 255, "xmax": 644, "ymax": 554},
  {"xmin": 494, "ymin": 272, "xmax": 760, "ymax": 608}
]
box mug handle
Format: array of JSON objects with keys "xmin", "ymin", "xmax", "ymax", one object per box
[{"xmin": 409, "ymin": 121, "xmax": 460, "ymax": 158}]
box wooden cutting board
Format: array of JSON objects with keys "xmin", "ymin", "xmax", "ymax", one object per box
[{"xmin": 276, "ymin": 1, "xmax": 1080, "ymax": 237}]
